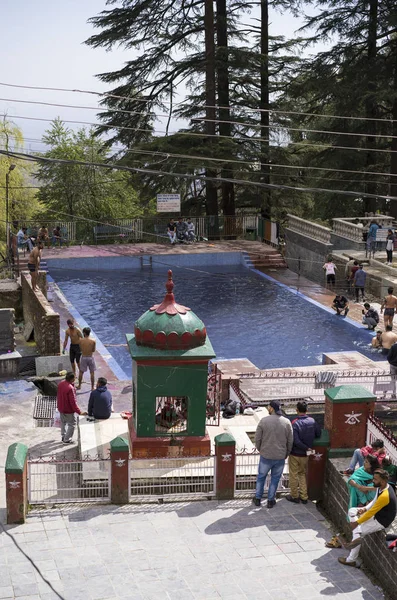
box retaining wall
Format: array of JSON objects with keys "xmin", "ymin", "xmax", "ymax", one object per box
[
  {"xmin": 322, "ymin": 458, "xmax": 397, "ymax": 597},
  {"xmin": 284, "ymin": 228, "xmax": 333, "ymax": 283},
  {"xmin": 21, "ymin": 272, "xmax": 60, "ymax": 356},
  {"xmin": 0, "ymin": 280, "xmax": 22, "ymax": 321}
]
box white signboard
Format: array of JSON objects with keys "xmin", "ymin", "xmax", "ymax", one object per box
[{"xmin": 157, "ymin": 193, "xmax": 181, "ymax": 213}]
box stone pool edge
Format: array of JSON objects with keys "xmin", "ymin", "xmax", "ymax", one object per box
[
  {"xmin": 48, "ymin": 275, "xmax": 130, "ymax": 381},
  {"xmin": 249, "ymin": 267, "xmax": 367, "ymax": 331}
]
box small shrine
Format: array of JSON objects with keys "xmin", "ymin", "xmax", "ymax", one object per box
[{"xmin": 126, "ymin": 270, "xmax": 216, "ymax": 457}]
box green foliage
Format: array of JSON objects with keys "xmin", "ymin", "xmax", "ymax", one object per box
[
  {"xmin": 0, "ymin": 117, "xmax": 41, "ymax": 249},
  {"xmin": 36, "ymin": 118, "xmax": 146, "ymax": 221}
]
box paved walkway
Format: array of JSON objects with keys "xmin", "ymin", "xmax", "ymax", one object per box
[{"xmin": 0, "ymin": 499, "xmax": 385, "ymax": 600}]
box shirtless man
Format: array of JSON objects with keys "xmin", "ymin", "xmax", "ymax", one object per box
[
  {"xmin": 371, "ymin": 331, "xmax": 383, "ymax": 350},
  {"xmin": 381, "ymin": 287, "xmax": 397, "ymax": 328},
  {"xmin": 381, "ymin": 325, "xmax": 397, "ymax": 354},
  {"xmin": 78, "ymin": 327, "xmax": 96, "ymax": 390},
  {"xmin": 62, "ymin": 319, "xmax": 83, "ymax": 375},
  {"xmin": 27, "ymin": 242, "xmax": 43, "ymax": 291}
]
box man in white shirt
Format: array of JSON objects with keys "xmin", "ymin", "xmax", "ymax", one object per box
[{"xmin": 323, "ymin": 259, "xmax": 337, "ymax": 288}]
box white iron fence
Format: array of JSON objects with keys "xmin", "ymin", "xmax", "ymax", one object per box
[
  {"xmin": 129, "ymin": 455, "xmax": 215, "ymax": 501},
  {"xmin": 28, "ymin": 457, "xmax": 111, "ymax": 504},
  {"xmin": 235, "ymin": 451, "xmax": 290, "ymax": 497},
  {"xmin": 366, "ymin": 416, "xmax": 397, "ymax": 466}
]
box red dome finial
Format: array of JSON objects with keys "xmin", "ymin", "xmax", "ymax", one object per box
[
  {"xmin": 166, "ymin": 270, "xmax": 174, "ymax": 295},
  {"xmin": 149, "ymin": 270, "xmax": 191, "ymax": 315}
]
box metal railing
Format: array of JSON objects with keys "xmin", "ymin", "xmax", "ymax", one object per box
[
  {"xmin": 235, "ymin": 450, "xmax": 290, "ymax": 497},
  {"xmin": 129, "ymin": 455, "xmax": 215, "ymax": 501},
  {"xmin": 236, "ymin": 370, "xmax": 397, "ymax": 404},
  {"xmin": 28, "ymin": 456, "xmax": 111, "ymax": 504},
  {"xmin": 366, "ymin": 415, "xmax": 397, "ymax": 465},
  {"xmin": 14, "ymin": 215, "xmax": 260, "ymax": 246}
]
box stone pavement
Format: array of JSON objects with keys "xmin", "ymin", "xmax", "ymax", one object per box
[{"xmin": 0, "ymin": 499, "xmax": 386, "ymax": 600}]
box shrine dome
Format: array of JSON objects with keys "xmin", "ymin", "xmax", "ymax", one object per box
[{"xmin": 134, "ymin": 270, "xmax": 207, "ymax": 350}]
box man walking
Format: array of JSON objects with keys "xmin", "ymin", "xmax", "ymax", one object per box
[
  {"xmin": 78, "ymin": 327, "xmax": 97, "ymax": 390},
  {"xmin": 353, "ymin": 265, "xmax": 367, "ymax": 302},
  {"xmin": 88, "ymin": 377, "xmax": 113, "ymax": 420},
  {"xmin": 253, "ymin": 400, "xmax": 293, "ymax": 508},
  {"xmin": 380, "ymin": 287, "xmax": 397, "ymax": 328},
  {"xmin": 323, "ymin": 259, "xmax": 337, "ymax": 289},
  {"xmin": 286, "ymin": 401, "xmax": 321, "ymax": 504},
  {"xmin": 62, "ymin": 318, "xmax": 83, "ymax": 375},
  {"xmin": 57, "ymin": 372, "xmax": 87, "ymax": 444},
  {"xmin": 337, "ymin": 469, "xmax": 396, "ymax": 567}
]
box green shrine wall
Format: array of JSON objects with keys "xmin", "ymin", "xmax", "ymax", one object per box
[{"xmin": 134, "ymin": 361, "xmax": 208, "ymax": 437}]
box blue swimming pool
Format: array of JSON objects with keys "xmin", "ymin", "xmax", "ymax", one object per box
[{"xmin": 49, "ymin": 263, "xmax": 383, "ymax": 378}]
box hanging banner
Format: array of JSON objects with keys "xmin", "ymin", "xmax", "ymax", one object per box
[{"xmin": 157, "ymin": 194, "xmax": 181, "ymax": 213}]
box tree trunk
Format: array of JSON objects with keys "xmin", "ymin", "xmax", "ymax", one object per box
[
  {"xmin": 260, "ymin": 0, "xmax": 271, "ymax": 215},
  {"xmin": 364, "ymin": 0, "xmax": 378, "ymax": 213},
  {"xmin": 389, "ymin": 37, "xmax": 397, "ymax": 217},
  {"xmin": 216, "ymin": 0, "xmax": 235, "ymax": 216},
  {"xmin": 204, "ymin": 0, "xmax": 219, "ymax": 219}
]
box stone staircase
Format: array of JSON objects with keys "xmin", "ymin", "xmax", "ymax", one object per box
[{"xmin": 243, "ymin": 249, "xmax": 287, "ymax": 270}]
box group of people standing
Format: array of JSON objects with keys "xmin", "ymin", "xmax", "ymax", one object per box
[
  {"xmin": 253, "ymin": 401, "xmax": 396, "ymax": 569},
  {"xmin": 62, "ymin": 318, "xmax": 97, "ymax": 390},
  {"xmin": 366, "ymin": 220, "xmax": 396, "ymax": 265}
]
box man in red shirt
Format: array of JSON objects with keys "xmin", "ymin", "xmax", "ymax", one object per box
[{"xmin": 57, "ymin": 372, "xmax": 87, "ymax": 444}]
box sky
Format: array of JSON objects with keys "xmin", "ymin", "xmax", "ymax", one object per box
[{"xmin": 0, "ymin": 0, "xmax": 309, "ymax": 153}]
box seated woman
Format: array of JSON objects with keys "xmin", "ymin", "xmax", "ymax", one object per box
[
  {"xmin": 347, "ymin": 454, "xmax": 379, "ymax": 509},
  {"xmin": 326, "ymin": 455, "xmax": 379, "ymax": 549}
]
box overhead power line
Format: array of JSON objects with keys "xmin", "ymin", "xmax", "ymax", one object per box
[
  {"xmin": 3, "ymin": 112, "xmax": 397, "ymax": 155},
  {"xmin": 2, "ymin": 140, "xmax": 396, "ymax": 181},
  {"xmin": 0, "ymin": 80, "xmax": 396, "ymax": 124},
  {"xmin": 1, "ymin": 96, "xmax": 397, "ymax": 141},
  {"xmin": 1, "ymin": 147, "xmax": 396, "ymax": 202}
]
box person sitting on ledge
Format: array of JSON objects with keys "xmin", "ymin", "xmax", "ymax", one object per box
[
  {"xmin": 342, "ymin": 439, "xmax": 386, "ymax": 476},
  {"xmin": 332, "ymin": 294, "xmax": 349, "ymax": 316},
  {"xmin": 88, "ymin": 377, "xmax": 113, "ymax": 420},
  {"xmin": 336, "ymin": 469, "xmax": 396, "ymax": 568},
  {"xmin": 382, "ymin": 456, "xmax": 397, "ymax": 491},
  {"xmin": 346, "ymin": 455, "xmax": 379, "ymax": 510}
]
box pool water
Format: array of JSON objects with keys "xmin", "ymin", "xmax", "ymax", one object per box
[{"xmin": 50, "ymin": 265, "xmax": 383, "ymax": 378}]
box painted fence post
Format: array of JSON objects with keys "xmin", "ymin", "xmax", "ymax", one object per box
[
  {"xmin": 110, "ymin": 436, "xmax": 130, "ymax": 504},
  {"xmin": 307, "ymin": 429, "xmax": 330, "ymax": 501},
  {"xmin": 215, "ymin": 433, "xmax": 236, "ymax": 500},
  {"xmin": 324, "ymin": 385, "xmax": 376, "ymax": 450},
  {"xmin": 5, "ymin": 442, "xmax": 28, "ymax": 524}
]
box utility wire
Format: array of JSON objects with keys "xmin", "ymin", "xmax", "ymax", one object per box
[
  {"xmin": 1, "ymin": 96, "xmax": 397, "ymax": 141},
  {"xmin": 1, "ymin": 80, "xmax": 396, "ymax": 124},
  {"xmin": 3, "ymin": 141, "xmax": 396, "ymax": 182},
  {"xmin": 1, "ymin": 147, "xmax": 396, "ymax": 202},
  {"xmin": 4, "ymin": 112, "xmax": 397, "ymax": 155}
]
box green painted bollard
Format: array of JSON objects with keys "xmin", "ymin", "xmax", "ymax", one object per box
[
  {"xmin": 5, "ymin": 443, "xmax": 28, "ymax": 524},
  {"xmin": 215, "ymin": 433, "xmax": 236, "ymax": 500},
  {"xmin": 110, "ymin": 436, "xmax": 130, "ymax": 504}
]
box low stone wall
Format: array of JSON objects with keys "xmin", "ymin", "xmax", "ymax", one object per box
[
  {"xmin": 21, "ymin": 272, "xmax": 60, "ymax": 356},
  {"xmin": 0, "ymin": 280, "xmax": 22, "ymax": 321},
  {"xmin": 284, "ymin": 228, "xmax": 333, "ymax": 283},
  {"xmin": 322, "ymin": 458, "xmax": 397, "ymax": 597}
]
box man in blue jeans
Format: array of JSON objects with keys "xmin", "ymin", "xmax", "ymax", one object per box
[{"xmin": 253, "ymin": 400, "xmax": 293, "ymax": 508}]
